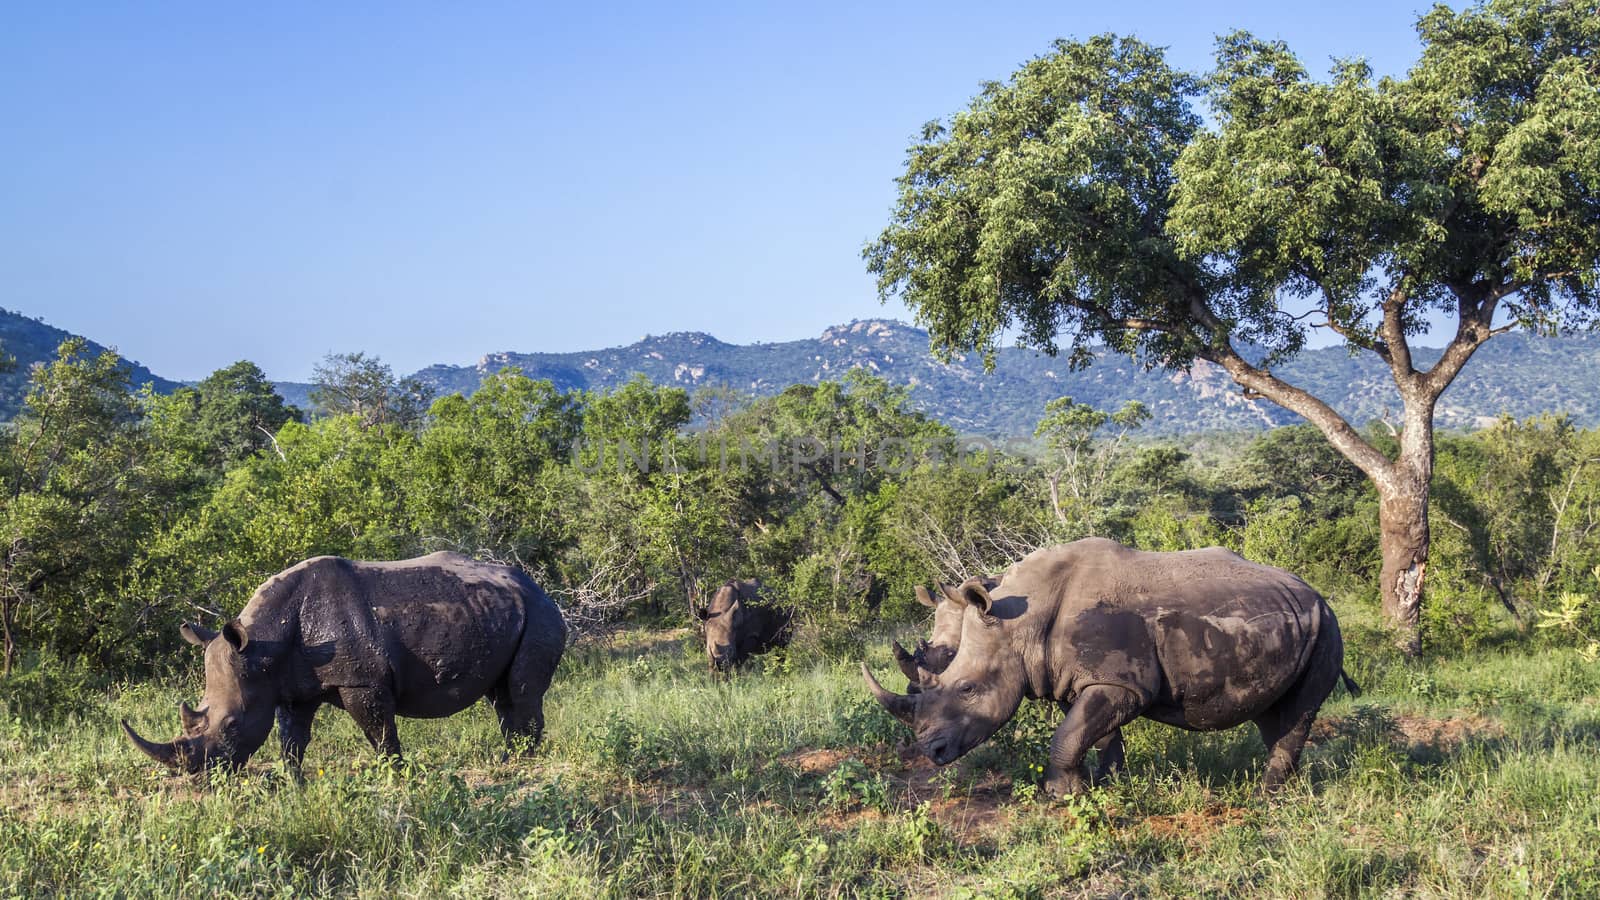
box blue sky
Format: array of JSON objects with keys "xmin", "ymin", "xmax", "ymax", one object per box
[{"xmin": 3, "ymin": 2, "xmax": 1441, "ymax": 381}]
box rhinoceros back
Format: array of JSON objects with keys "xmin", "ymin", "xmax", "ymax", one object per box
[
  {"xmin": 1143, "ymin": 551, "xmax": 1321, "ymax": 729},
  {"xmin": 249, "ymin": 552, "xmax": 554, "ymax": 718},
  {"xmin": 1037, "ymin": 541, "xmax": 1325, "ymax": 730}
]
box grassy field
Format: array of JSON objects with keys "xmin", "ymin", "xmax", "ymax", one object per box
[{"xmin": 3, "ymin": 607, "xmax": 1599, "ymax": 898}]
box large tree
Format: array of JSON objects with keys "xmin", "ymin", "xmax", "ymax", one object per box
[
  {"xmin": 174, "ymin": 360, "xmax": 301, "ymax": 473},
  {"xmin": 866, "ymin": 0, "xmax": 1599, "ymax": 654}
]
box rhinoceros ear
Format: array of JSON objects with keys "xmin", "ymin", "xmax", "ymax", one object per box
[
  {"xmin": 939, "ymin": 583, "xmax": 966, "ymax": 607},
  {"xmin": 960, "ymin": 580, "xmax": 996, "ymax": 617},
  {"xmin": 180, "ymin": 622, "xmax": 217, "ymax": 647},
  {"xmin": 221, "ymin": 619, "xmax": 250, "ymax": 653},
  {"xmin": 914, "ymin": 585, "xmax": 938, "ymax": 608}
]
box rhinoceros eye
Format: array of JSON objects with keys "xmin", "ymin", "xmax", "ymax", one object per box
[{"xmin": 957, "ymin": 681, "xmax": 977, "ymax": 697}]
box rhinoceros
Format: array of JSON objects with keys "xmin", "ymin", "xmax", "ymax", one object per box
[
  {"xmin": 693, "ymin": 580, "xmax": 794, "ymax": 672},
  {"xmin": 123, "ymin": 552, "xmax": 567, "ymax": 775},
  {"xmin": 890, "ymin": 579, "xmax": 994, "ymax": 690},
  {"xmin": 863, "ymin": 539, "xmax": 1358, "ymax": 796}
]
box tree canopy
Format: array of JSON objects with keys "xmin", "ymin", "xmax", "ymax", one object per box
[{"xmin": 866, "ymin": 0, "xmax": 1600, "ymax": 651}]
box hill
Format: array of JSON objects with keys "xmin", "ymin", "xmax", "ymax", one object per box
[
  {"xmin": 401, "ymin": 319, "xmax": 1600, "ymax": 435},
  {"xmin": 0, "ymin": 308, "xmax": 180, "ymax": 416}
]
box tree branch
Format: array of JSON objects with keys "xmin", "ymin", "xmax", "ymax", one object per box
[
  {"xmin": 1419, "ymin": 284, "xmax": 1501, "ymax": 398},
  {"xmin": 1380, "ymin": 285, "xmax": 1416, "ymax": 383}
]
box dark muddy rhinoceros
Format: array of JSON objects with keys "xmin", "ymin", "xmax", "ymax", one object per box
[
  {"xmin": 863, "ymin": 538, "xmax": 1358, "ymax": 796},
  {"xmin": 693, "ymin": 580, "xmax": 794, "ymax": 672},
  {"xmin": 123, "ymin": 551, "xmax": 567, "ymax": 775}
]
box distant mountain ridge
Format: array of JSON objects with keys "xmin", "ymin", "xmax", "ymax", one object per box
[
  {"xmin": 5, "ymin": 308, "xmax": 1599, "ymax": 435},
  {"xmin": 354, "ymin": 318, "xmax": 1600, "ymax": 435},
  {"xmin": 0, "ymin": 308, "xmax": 180, "ymax": 416}
]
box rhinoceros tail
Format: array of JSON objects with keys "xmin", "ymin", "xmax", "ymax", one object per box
[{"xmin": 1339, "ymin": 668, "xmax": 1362, "ymax": 699}]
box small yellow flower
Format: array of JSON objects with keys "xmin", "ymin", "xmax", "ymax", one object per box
[{"xmin": 257, "ymin": 845, "xmax": 266, "ymax": 855}]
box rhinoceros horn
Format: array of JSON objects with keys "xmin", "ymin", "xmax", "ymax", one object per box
[
  {"xmin": 121, "ymin": 720, "xmax": 186, "ymax": 771},
  {"xmin": 891, "ymin": 640, "xmax": 920, "ymax": 682},
  {"xmin": 178, "ymin": 701, "xmax": 204, "ymax": 733},
  {"xmin": 861, "ymin": 662, "xmax": 916, "ymax": 726}
]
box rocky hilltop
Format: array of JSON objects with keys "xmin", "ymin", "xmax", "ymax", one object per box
[{"xmin": 401, "ymin": 318, "xmax": 1600, "ymax": 435}]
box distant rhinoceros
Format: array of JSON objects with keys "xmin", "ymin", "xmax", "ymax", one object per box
[
  {"xmin": 123, "ymin": 552, "xmax": 567, "ymax": 775},
  {"xmin": 864, "ymin": 539, "xmax": 1358, "ymax": 796},
  {"xmin": 694, "ymin": 580, "xmax": 794, "ymax": 672}
]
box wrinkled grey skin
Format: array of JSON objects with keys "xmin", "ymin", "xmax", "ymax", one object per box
[
  {"xmin": 694, "ymin": 580, "xmax": 794, "ymax": 673},
  {"xmin": 123, "ymin": 552, "xmax": 567, "ymax": 776},
  {"xmin": 865, "ymin": 539, "xmax": 1358, "ymax": 797},
  {"xmin": 891, "ymin": 579, "xmax": 996, "ymax": 691}
]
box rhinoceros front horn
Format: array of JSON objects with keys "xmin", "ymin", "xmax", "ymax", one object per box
[
  {"xmin": 178, "ymin": 701, "xmax": 204, "ymax": 733},
  {"xmin": 122, "ymin": 720, "xmax": 186, "ymax": 770},
  {"xmin": 861, "ymin": 662, "xmax": 916, "ymax": 726}
]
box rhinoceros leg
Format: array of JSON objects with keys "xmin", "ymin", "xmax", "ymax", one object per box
[
  {"xmin": 1253, "ymin": 615, "xmax": 1343, "ymax": 794},
  {"xmin": 1091, "ymin": 727, "xmax": 1126, "ymax": 784},
  {"xmin": 491, "ymin": 638, "xmax": 560, "ymax": 750},
  {"xmin": 276, "ymin": 701, "xmax": 319, "ymax": 778},
  {"xmin": 338, "ymin": 686, "xmax": 402, "ymax": 759},
  {"xmin": 1046, "ymin": 685, "xmax": 1145, "ymax": 797}
]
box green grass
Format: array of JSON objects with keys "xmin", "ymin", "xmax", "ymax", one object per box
[{"xmin": 3, "ymin": 614, "xmax": 1599, "ymax": 898}]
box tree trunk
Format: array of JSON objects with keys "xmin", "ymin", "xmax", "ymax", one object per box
[
  {"xmin": 1046, "ymin": 473, "xmax": 1066, "ymax": 526},
  {"xmin": 1377, "ymin": 477, "xmax": 1428, "ymax": 657},
  {"xmin": 1, "ymin": 597, "xmax": 15, "ymax": 677},
  {"xmin": 1376, "ymin": 403, "xmax": 1436, "ymax": 657}
]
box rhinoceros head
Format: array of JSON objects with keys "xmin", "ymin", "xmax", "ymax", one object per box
[
  {"xmin": 865, "ymin": 578, "xmax": 1025, "ymax": 766},
  {"xmin": 695, "ymin": 581, "xmax": 753, "ymax": 672},
  {"xmin": 122, "ymin": 619, "xmax": 279, "ymax": 774},
  {"xmin": 892, "ymin": 578, "xmax": 999, "ymax": 688}
]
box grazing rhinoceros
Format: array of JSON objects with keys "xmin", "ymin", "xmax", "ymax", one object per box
[
  {"xmin": 863, "ymin": 539, "xmax": 1358, "ymax": 796},
  {"xmin": 123, "ymin": 552, "xmax": 567, "ymax": 775},
  {"xmin": 694, "ymin": 580, "xmax": 794, "ymax": 672},
  {"xmin": 890, "ymin": 579, "xmax": 995, "ymax": 691}
]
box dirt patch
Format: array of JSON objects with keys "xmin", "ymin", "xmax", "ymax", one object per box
[
  {"xmin": 785, "ymin": 748, "xmax": 852, "ymax": 774},
  {"xmin": 816, "ymin": 806, "xmax": 890, "ymax": 830},
  {"xmin": 794, "ymin": 745, "xmax": 1015, "ymax": 840},
  {"xmin": 1141, "ymin": 805, "xmax": 1250, "ymax": 844},
  {"xmin": 924, "ymin": 793, "xmax": 1012, "ymax": 836},
  {"xmin": 1309, "ymin": 710, "xmax": 1504, "ymax": 753},
  {"xmin": 1393, "ymin": 713, "xmax": 1504, "ymax": 750}
]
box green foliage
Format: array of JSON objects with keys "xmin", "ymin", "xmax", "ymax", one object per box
[
  {"xmin": 170, "ymin": 361, "xmax": 302, "ymax": 476},
  {"xmin": 406, "ymin": 370, "xmax": 580, "ymax": 573},
  {"xmin": 0, "ymin": 653, "xmax": 100, "ymax": 725},
  {"xmin": 0, "ymin": 340, "xmax": 198, "ymax": 673},
  {"xmin": 866, "ymin": 34, "xmax": 1202, "ymax": 367},
  {"xmin": 143, "ymin": 415, "xmax": 418, "ymax": 616},
  {"xmin": 1034, "ymin": 397, "xmax": 1150, "ymax": 536},
  {"xmin": 1535, "ymin": 567, "xmax": 1600, "ymax": 662},
  {"xmin": 819, "ymin": 757, "xmax": 892, "ymax": 813},
  {"xmin": 8, "ymin": 327, "xmax": 1600, "ymax": 672}
]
